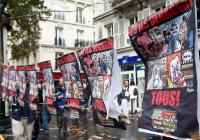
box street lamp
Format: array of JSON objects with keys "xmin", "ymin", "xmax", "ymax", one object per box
[{"xmin": 0, "ymin": 0, "xmax": 11, "ymax": 130}]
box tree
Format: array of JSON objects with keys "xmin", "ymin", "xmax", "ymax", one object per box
[{"xmin": 7, "ymin": 0, "xmax": 51, "ymax": 60}]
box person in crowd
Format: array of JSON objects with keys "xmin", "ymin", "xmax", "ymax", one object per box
[
  {"xmin": 11, "ymin": 73, "xmax": 36, "ymax": 140},
  {"xmin": 55, "ymin": 78, "xmax": 67, "ymax": 135},
  {"xmin": 117, "ymin": 80, "xmax": 131, "ymax": 124},
  {"xmin": 38, "ymin": 81, "xmax": 51, "ymax": 135},
  {"xmin": 81, "ymin": 81, "xmax": 92, "ymax": 120},
  {"xmin": 129, "ymin": 80, "xmax": 138, "ymax": 114}
]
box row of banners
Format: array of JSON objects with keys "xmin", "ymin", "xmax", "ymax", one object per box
[
  {"xmin": 1, "ymin": 38, "xmax": 126, "ymax": 130},
  {"xmin": 1, "ymin": 0, "xmax": 200, "ymax": 139}
]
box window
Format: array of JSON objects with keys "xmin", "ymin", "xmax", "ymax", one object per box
[
  {"xmin": 98, "ymin": 26, "xmax": 102, "ymax": 40},
  {"xmin": 55, "ymin": 52, "xmax": 64, "ymax": 70},
  {"xmin": 77, "ymin": 30, "xmax": 84, "ymax": 41},
  {"xmin": 105, "ymin": 23, "xmax": 113, "ymax": 37},
  {"xmin": 75, "ymin": 30, "xmax": 84, "ymax": 48},
  {"xmin": 54, "ymin": 11, "xmax": 65, "ymax": 21},
  {"xmin": 55, "ymin": 27, "xmax": 65, "ymax": 46},
  {"xmin": 130, "ymin": 16, "xmax": 138, "ymax": 25},
  {"xmin": 76, "ymin": 7, "xmax": 84, "ymax": 23},
  {"xmin": 33, "ymin": 53, "xmax": 36, "ymax": 64}
]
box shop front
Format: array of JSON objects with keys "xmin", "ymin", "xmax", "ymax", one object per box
[{"xmin": 118, "ymin": 55, "xmax": 145, "ymax": 108}]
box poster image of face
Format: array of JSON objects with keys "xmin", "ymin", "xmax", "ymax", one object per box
[
  {"xmin": 28, "ymin": 71, "xmax": 37, "ymax": 84},
  {"xmin": 147, "ymin": 60, "xmax": 163, "ymax": 90},
  {"xmin": 136, "ymin": 27, "xmax": 167, "ymax": 59},
  {"xmin": 151, "ymin": 109, "xmax": 177, "ymax": 132},
  {"xmin": 82, "ymin": 50, "xmax": 113, "ymax": 77},
  {"xmin": 66, "ymin": 81, "xmax": 83, "ymax": 98},
  {"xmin": 17, "ymin": 71, "xmax": 26, "ymax": 93},
  {"xmin": 103, "ymin": 76, "xmax": 111, "ymax": 96},
  {"xmin": 8, "ymin": 70, "xmax": 16, "ymax": 91},
  {"xmin": 68, "ymin": 63, "xmax": 80, "ymax": 81},
  {"xmin": 167, "ymin": 52, "xmax": 186, "ymax": 88},
  {"xmin": 42, "ymin": 68, "xmax": 53, "ymax": 83},
  {"xmin": 89, "ymin": 77, "xmax": 104, "ymax": 98},
  {"xmin": 1, "ymin": 67, "xmax": 8, "ymax": 87}
]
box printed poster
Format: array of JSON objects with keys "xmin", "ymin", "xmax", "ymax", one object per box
[
  {"xmin": 38, "ymin": 61, "xmax": 56, "ymax": 114},
  {"xmin": 7, "ymin": 66, "xmax": 16, "ymax": 98},
  {"xmin": 129, "ymin": 0, "xmax": 199, "ymax": 139},
  {"xmin": 25, "ymin": 65, "xmax": 38, "ymax": 111},
  {"xmin": 56, "ymin": 53, "xmax": 84, "ymax": 119},
  {"xmin": 1, "ymin": 65, "xmax": 8, "ymax": 101},
  {"xmin": 78, "ymin": 38, "xmax": 126, "ymax": 129},
  {"xmin": 16, "ymin": 66, "xmax": 26, "ymax": 106}
]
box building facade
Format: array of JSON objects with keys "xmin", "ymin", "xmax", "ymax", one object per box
[
  {"xmin": 8, "ymin": 0, "xmax": 95, "ymax": 71},
  {"xmin": 93, "ymin": 0, "xmax": 200, "ymax": 107}
]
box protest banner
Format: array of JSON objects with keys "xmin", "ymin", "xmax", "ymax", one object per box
[
  {"xmin": 7, "ymin": 66, "xmax": 16, "ymax": 99},
  {"xmin": 16, "ymin": 66, "xmax": 26, "ymax": 106},
  {"xmin": 56, "ymin": 53, "xmax": 84, "ymax": 119},
  {"xmin": 78, "ymin": 38, "xmax": 126, "ymax": 129},
  {"xmin": 1, "ymin": 65, "xmax": 8, "ymax": 101},
  {"xmin": 38, "ymin": 61, "xmax": 56, "ymax": 114},
  {"xmin": 129, "ymin": 0, "xmax": 200, "ymax": 139},
  {"xmin": 25, "ymin": 65, "xmax": 38, "ymax": 111}
]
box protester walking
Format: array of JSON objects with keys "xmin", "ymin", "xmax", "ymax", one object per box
[
  {"xmin": 129, "ymin": 81, "xmax": 138, "ymax": 114},
  {"xmin": 38, "ymin": 81, "xmax": 51, "ymax": 135},
  {"xmin": 118, "ymin": 80, "xmax": 131, "ymax": 124},
  {"xmin": 11, "ymin": 74, "xmax": 36, "ymax": 140},
  {"xmin": 55, "ymin": 78, "xmax": 67, "ymax": 135}
]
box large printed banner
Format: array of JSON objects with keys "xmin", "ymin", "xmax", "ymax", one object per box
[
  {"xmin": 1, "ymin": 65, "xmax": 8, "ymax": 100},
  {"xmin": 129, "ymin": 0, "xmax": 199, "ymax": 139},
  {"xmin": 25, "ymin": 65, "xmax": 38, "ymax": 111},
  {"xmin": 56, "ymin": 53, "xmax": 84, "ymax": 119},
  {"xmin": 7, "ymin": 66, "xmax": 16, "ymax": 98},
  {"xmin": 78, "ymin": 38, "xmax": 126, "ymax": 129},
  {"xmin": 38, "ymin": 61, "xmax": 56, "ymax": 114},
  {"xmin": 16, "ymin": 66, "xmax": 26, "ymax": 106}
]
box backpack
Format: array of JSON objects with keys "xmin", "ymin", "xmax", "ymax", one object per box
[{"xmin": 134, "ymin": 88, "xmax": 138, "ymax": 96}]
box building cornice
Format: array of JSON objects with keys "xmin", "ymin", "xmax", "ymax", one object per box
[
  {"xmin": 93, "ymin": 9, "xmax": 118, "ymax": 22},
  {"xmin": 116, "ymin": 45, "xmax": 134, "ymax": 53},
  {"xmin": 44, "ymin": 19, "xmax": 95, "ymax": 28},
  {"xmin": 40, "ymin": 44, "xmax": 76, "ymax": 51},
  {"xmin": 67, "ymin": 0, "xmax": 93, "ymax": 5}
]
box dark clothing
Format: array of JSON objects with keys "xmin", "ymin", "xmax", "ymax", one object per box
[
  {"xmin": 117, "ymin": 89, "xmax": 130, "ymax": 105},
  {"xmin": 11, "ymin": 85, "xmax": 36, "ymax": 123},
  {"xmin": 21, "ymin": 86, "xmax": 30, "ymax": 118}
]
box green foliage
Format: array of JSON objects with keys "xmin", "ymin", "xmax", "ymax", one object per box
[{"xmin": 8, "ymin": 0, "xmax": 51, "ymax": 60}]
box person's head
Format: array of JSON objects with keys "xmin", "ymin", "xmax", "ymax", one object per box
[
  {"xmin": 130, "ymin": 81, "xmax": 135, "ymax": 86},
  {"xmin": 123, "ymin": 80, "xmax": 129, "ymax": 88},
  {"xmin": 59, "ymin": 78, "xmax": 64, "ymax": 86}
]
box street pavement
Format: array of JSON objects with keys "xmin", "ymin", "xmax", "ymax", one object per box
[{"xmin": 5, "ymin": 113, "xmax": 151, "ymax": 140}]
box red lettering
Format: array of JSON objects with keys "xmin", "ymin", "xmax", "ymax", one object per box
[
  {"xmin": 169, "ymin": 90, "xmax": 176, "ymax": 107},
  {"xmin": 151, "ymin": 90, "xmax": 181, "ymax": 107},
  {"xmin": 162, "ymin": 91, "xmax": 169, "ymax": 106},
  {"xmin": 151, "ymin": 91, "xmax": 157, "ymax": 105},
  {"xmin": 176, "ymin": 90, "xmax": 181, "ymax": 107}
]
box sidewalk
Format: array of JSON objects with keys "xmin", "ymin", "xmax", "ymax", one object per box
[{"xmin": 5, "ymin": 113, "xmax": 149, "ymax": 140}]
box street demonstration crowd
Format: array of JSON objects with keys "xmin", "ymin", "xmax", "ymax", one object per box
[{"xmin": 2, "ymin": 72, "xmax": 139, "ymax": 140}]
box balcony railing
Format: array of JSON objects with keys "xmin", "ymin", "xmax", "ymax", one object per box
[
  {"xmin": 75, "ymin": 39, "xmax": 92, "ymax": 48},
  {"xmin": 55, "ymin": 37, "xmax": 65, "ymax": 47}
]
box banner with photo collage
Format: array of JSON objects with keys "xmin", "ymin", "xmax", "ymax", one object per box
[
  {"xmin": 129, "ymin": 0, "xmax": 199, "ymax": 139},
  {"xmin": 56, "ymin": 53, "xmax": 84, "ymax": 119},
  {"xmin": 38, "ymin": 61, "xmax": 56, "ymax": 114},
  {"xmin": 78, "ymin": 38, "xmax": 126, "ymax": 129},
  {"xmin": 25, "ymin": 65, "xmax": 38, "ymax": 111},
  {"xmin": 1, "ymin": 65, "xmax": 8, "ymax": 101},
  {"xmin": 7, "ymin": 66, "xmax": 16, "ymax": 99},
  {"xmin": 16, "ymin": 66, "xmax": 26, "ymax": 107}
]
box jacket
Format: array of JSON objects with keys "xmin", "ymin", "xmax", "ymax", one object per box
[{"xmin": 11, "ymin": 84, "xmax": 36, "ymax": 123}]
